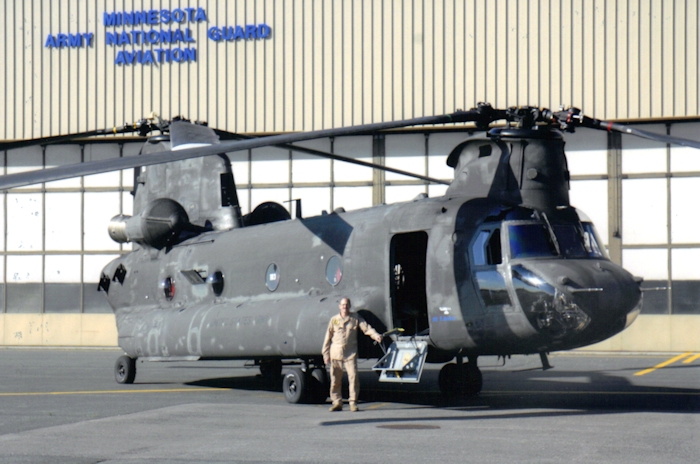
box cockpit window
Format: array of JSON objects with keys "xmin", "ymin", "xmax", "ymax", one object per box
[
  {"xmin": 552, "ymin": 223, "xmax": 606, "ymax": 258},
  {"xmin": 551, "ymin": 224, "xmax": 587, "ymax": 258},
  {"xmin": 508, "ymin": 221, "xmax": 606, "ymax": 260},
  {"xmin": 471, "ymin": 228, "xmax": 510, "ymax": 307},
  {"xmin": 582, "ymin": 222, "xmax": 606, "ymax": 258},
  {"xmin": 508, "ymin": 223, "xmax": 558, "ymax": 259},
  {"xmin": 472, "ymin": 229, "xmax": 502, "ymax": 266}
]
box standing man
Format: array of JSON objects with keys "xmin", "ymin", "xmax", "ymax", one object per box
[{"xmin": 322, "ymin": 297, "xmax": 383, "ymax": 412}]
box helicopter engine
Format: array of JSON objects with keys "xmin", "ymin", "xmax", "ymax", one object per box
[
  {"xmin": 446, "ymin": 127, "xmax": 570, "ymax": 213},
  {"xmin": 108, "ymin": 198, "xmax": 191, "ymax": 250}
]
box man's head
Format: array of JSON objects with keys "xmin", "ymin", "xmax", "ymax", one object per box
[{"xmin": 339, "ymin": 298, "xmax": 351, "ymax": 317}]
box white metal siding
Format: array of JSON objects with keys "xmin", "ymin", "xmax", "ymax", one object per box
[{"xmin": 1, "ymin": 0, "xmax": 699, "ymax": 140}]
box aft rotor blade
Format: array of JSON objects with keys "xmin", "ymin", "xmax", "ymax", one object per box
[
  {"xmin": 215, "ymin": 131, "xmax": 450, "ymax": 185},
  {"xmin": 550, "ymin": 108, "xmax": 700, "ymax": 149},
  {"xmin": 0, "ymin": 121, "xmax": 160, "ymax": 151},
  {"xmin": 0, "ymin": 110, "xmax": 484, "ymax": 190},
  {"xmin": 592, "ymin": 120, "xmax": 700, "ymax": 150}
]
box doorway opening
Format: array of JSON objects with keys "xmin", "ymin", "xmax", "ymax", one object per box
[{"xmin": 390, "ymin": 231, "xmax": 429, "ymax": 336}]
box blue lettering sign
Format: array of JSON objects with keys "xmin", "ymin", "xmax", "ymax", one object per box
[
  {"xmin": 207, "ymin": 24, "xmax": 272, "ymax": 42},
  {"xmin": 46, "ymin": 6, "xmax": 271, "ymax": 67},
  {"xmin": 171, "ymin": 9, "xmax": 185, "ymax": 23},
  {"xmin": 103, "ymin": 7, "xmax": 207, "ymax": 27},
  {"xmin": 207, "ymin": 27, "xmax": 221, "ymax": 41},
  {"xmin": 44, "ymin": 32, "xmax": 94, "ymax": 49},
  {"xmin": 245, "ymin": 25, "xmax": 257, "ymax": 39},
  {"xmin": 115, "ymin": 47, "xmax": 196, "ymax": 65},
  {"xmin": 258, "ymin": 24, "xmax": 271, "ymax": 39}
]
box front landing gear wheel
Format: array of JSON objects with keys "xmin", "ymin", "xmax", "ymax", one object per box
[
  {"xmin": 115, "ymin": 355, "xmax": 136, "ymax": 384},
  {"xmin": 439, "ymin": 362, "xmax": 482, "ymax": 398},
  {"xmin": 283, "ymin": 368, "xmax": 306, "ymax": 403},
  {"xmin": 462, "ymin": 363, "xmax": 483, "ymax": 396},
  {"xmin": 309, "ymin": 367, "xmax": 329, "ymax": 404}
]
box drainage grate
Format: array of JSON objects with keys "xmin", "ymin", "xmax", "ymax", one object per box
[{"xmin": 376, "ymin": 424, "xmax": 440, "ymax": 430}]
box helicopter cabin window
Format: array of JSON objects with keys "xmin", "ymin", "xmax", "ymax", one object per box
[
  {"xmin": 266, "ymin": 263, "xmax": 280, "ymax": 291},
  {"xmin": 207, "ymin": 271, "xmax": 225, "ymax": 296},
  {"xmin": 161, "ymin": 277, "xmax": 175, "ymax": 300},
  {"xmin": 326, "ymin": 256, "xmax": 343, "ymax": 286}
]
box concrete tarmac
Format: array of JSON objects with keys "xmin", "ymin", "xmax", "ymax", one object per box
[{"xmin": 0, "ymin": 348, "xmax": 698, "ymax": 463}]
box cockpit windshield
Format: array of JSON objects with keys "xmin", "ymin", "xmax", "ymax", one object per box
[
  {"xmin": 508, "ymin": 221, "xmax": 606, "ymax": 260},
  {"xmin": 508, "ymin": 223, "xmax": 558, "ymax": 259}
]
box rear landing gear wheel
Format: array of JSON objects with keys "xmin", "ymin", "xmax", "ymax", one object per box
[
  {"xmin": 115, "ymin": 355, "xmax": 136, "ymax": 384},
  {"xmin": 283, "ymin": 368, "xmax": 306, "ymax": 404}
]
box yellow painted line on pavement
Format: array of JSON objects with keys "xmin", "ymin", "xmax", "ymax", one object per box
[
  {"xmin": 0, "ymin": 388, "xmax": 223, "ymax": 397},
  {"xmin": 682, "ymin": 353, "xmax": 700, "ymax": 364},
  {"xmin": 365, "ymin": 402, "xmax": 389, "ymax": 410},
  {"xmin": 487, "ymin": 390, "xmax": 700, "ymax": 396},
  {"xmin": 633, "ymin": 352, "xmax": 692, "ymax": 376}
]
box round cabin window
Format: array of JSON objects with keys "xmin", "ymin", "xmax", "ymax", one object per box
[
  {"xmin": 161, "ymin": 277, "xmax": 175, "ymax": 300},
  {"xmin": 266, "ymin": 263, "xmax": 280, "ymax": 291},
  {"xmin": 207, "ymin": 271, "xmax": 225, "ymax": 296},
  {"xmin": 326, "ymin": 256, "xmax": 343, "ymax": 286}
]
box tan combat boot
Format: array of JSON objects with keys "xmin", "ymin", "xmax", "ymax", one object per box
[
  {"xmin": 350, "ymin": 402, "xmax": 359, "ymax": 412},
  {"xmin": 329, "ymin": 402, "xmax": 343, "ymax": 412}
]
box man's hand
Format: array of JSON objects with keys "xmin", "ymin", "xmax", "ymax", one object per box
[
  {"xmin": 372, "ymin": 334, "xmax": 383, "ymax": 344},
  {"xmin": 323, "ymin": 355, "xmax": 330, "ymax": 365}
]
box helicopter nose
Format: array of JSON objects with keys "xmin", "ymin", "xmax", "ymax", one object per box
[
  {"xmin": 516, "ymin": 260, "xmax": 642, "ymax": 344},
  {"xmin": 554, "ymin": 260, "xmax": 642, "ymax": 342}
]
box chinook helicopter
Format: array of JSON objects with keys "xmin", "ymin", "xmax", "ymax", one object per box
[{"xmin": 2, "ymin": 104, "xmax": 699, "ymax": 403}]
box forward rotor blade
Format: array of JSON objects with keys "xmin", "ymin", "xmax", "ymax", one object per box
[
  {"xmin": 0, "ymin": 110, "xmax": 483, "ymax": 190},
  {"xmin": 215, "ymin": 131, "xmax": 450, "ymax": 185}
]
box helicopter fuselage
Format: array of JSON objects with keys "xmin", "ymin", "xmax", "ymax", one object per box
[{"xmin": 102, "ymin": 193, "xmax": 641, "ymax": 363}]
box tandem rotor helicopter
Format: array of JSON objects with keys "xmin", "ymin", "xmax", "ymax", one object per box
[{"xmin": 3, "ymin": 103, "xmax": 700, "ymax": 403}]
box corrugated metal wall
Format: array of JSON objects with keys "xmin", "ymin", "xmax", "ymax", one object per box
[{"xmin": 1, "ymin": 0, "xmax": 698, "ymax": 140}]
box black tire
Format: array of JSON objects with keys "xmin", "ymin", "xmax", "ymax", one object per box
[
  {"xmin": 309, "ymin": 368, "xmax": 329, "ymax": 404},
  {"xmin": 259, "ymin": 359, "xmax": 283, "ymax": 386},
  {"xmin": 438, "ymin": 363, "xmax": 460, "ymax": 397},
  {"xmin": 439, "ymin": 362, "xmax": 482, "ymax": 398},
  {"xmin": 115, "ymin": 355, "xmax": 136, "ymax": 384},
  {"xmin": 462, "ymin": 363, "xmax": 483, "ymax": 397},
  {"xmin": 283, "ymin": 368, "xmax": 306, "ymax": 404}
]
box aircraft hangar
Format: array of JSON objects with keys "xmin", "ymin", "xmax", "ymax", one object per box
[{"xmin": 0, "ymin": 0, "xmax": 698, "ymax": 351}]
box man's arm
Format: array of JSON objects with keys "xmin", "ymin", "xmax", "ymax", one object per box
[{"xmin": 358, "ymin": 316, "xmax": 383, "ymax": 344}]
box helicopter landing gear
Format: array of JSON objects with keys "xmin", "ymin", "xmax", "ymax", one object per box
[
  {"xmin": 282, "ymin": 361, "xmax": 328, "ymax": 404},
  {"xmin": 438, "ymin": 356, "xmax": 482, "ymax": 398},
  {"xmin": 258, "ymin": 358, "xmax": 283, "ymax": 386},
  {"xmin": 115, "ymin": 355, "xmax": 136, "ymax": 384},
  {"xmin": 308, "ymin": 367, "xmax": 329, "ymax": 404},
  {"xmin": 283, "ymin": 368, "xmax": 306, "ymax": 403}
]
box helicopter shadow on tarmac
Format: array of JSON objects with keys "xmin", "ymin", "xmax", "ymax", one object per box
[{"xmin": 182, "ymin": 362, "xmax": 700, "ymax": 417}]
